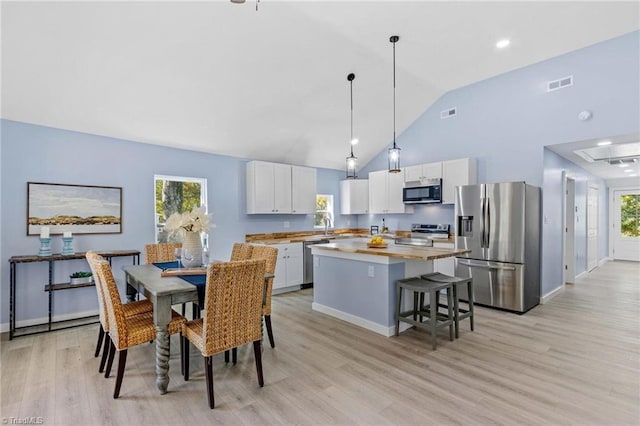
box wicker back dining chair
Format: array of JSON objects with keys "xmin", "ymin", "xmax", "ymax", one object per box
[
  {"xmin": 230, "ymin": 242, "xmax": 254, "ymax": 261},
  {"xmin": 86, "ymin": 251, "xmax": 153, "ymax": 373},
  {"xmin": 250, "ymin": 245, "xmax": 278, "ymax": 348},
  {"xmin": 181, "ymin": 259, "xmax": 267, "ymax": 409},
  {"xmin": 145, "ymin": 242, "xmax": 183, "ymax": 264},
  {"xmin": 94, "ymin": 258, "xmax": 186, "ymax": 399}
]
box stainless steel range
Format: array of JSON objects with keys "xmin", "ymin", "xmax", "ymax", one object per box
[{"xmin": 394, "ymin": 223, "xmax": 450, "ymax": 247}]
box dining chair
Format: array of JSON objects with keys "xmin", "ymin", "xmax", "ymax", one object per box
[
  {"xmin": 250, "ymin": 245, "xmax": 278, "ymax": 348},
  {"xmin": 145, "ymin": 242, "xmax": 183, "ymax": 264},
  {"xmin": 230, "ymin": 242, "xmax": 254, "ymax": 261},
  {"xmin": 93, "ymin": 258, "xmax": 186, "ymax": 399},
  {"xmin": 182, "ymin": 259, "xmax": 266, "ymax": 409},
  {"xmin": 224, "ymin": 242, "xmax": 256, "ymax": 363},
  {"xmin": 86, "ymin": 251, "xmax": 153, "ymax": 373}
]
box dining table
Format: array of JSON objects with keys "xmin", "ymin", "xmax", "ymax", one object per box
[{"xmin": 122, "ymin": 262, "xmax": 274, "ymax": 395}]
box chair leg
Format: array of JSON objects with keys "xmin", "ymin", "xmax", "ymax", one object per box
[
  {"xmin": 232, "ymin": 347, "xmax": 237, "ymax": 365},
  {"xmin": 452, "ymin": 284, "xmax": 460, "ymax": 338},
  {"xmin": 95, "ymin": 324, "xmax": 105, "ymax": 357},
  {"xmin": 224, "ymin": 350, "xmax": 230, "ymax": 363},
  {"xmin": 253, "ymin": 340, "xmax": 264, "ymax": 388},
  {"xmin": 395, "ymin": 284, "xmax": 402, "ymax": 336},
  {"xmin": 113, "ymin": 349, "xmax": 128, "ymax": 399},
  {"xmin": 105, "ymin": 340, "xmax": 116, "ymax": 378},
  {"xmin": 468, "ymin": 280, "xmax": 475, "ymax": 331},
  {"xmin": 447, "ymin": 287, "xmax": 454, "ymax": 341},
  {"xmin": 180, "ymin": 333, "xmax": 184, "ymax": 377},
  {"xmin": 183, "ymin": 335, "xmax": 190, "ymax": 381},
  {"xmin": 99, "ymin": 333, "xmax": 111, "ymax": 373},
  {"xmin": 265, "ymin": 315, "xmax": 275, "ymax": 348},
  {"xmin": 204, "ymin": 356, "xmax": 215, "ymax": 409},
  {"xmin": 430, "ymin": 289, "xmax": 438, "ymax": 350}
]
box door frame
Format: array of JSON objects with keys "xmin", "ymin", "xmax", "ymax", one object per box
[
  {"xmin": 562, "ymin": 173, "xmax": 576, "ymax": 284},
  {"xmin": 586, "ymin": 184, "xmax": 599, "ymax": 272},
  {"xmin": 610, "ymin": 186, "xmax": 640, "ymax": 260}
]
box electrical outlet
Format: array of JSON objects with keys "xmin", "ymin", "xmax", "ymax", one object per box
[
  {"xmin": 283, "ymin": 221, "xmax": 290, "ymax": 228},
  {"xmin": 368, "ymin": 266, "xmax": 375, "ymax": 277}
]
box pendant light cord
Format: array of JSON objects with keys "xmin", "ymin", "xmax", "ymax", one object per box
[
  {"xmin": 350, "ymin": 77, "xmax": 354, "ymax": 156},
  {"xmin": 392, "ymin": 38, "xmax": 397, "ymax": 149}
]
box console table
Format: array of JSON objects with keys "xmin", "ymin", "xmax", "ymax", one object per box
[{"xmin": 8, "ymin": 250, "xmax": 140, "ymax": 339}]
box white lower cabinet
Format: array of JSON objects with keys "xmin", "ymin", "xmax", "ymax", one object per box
[
  {"xmin": 273, "ymin": 242, "xmax": 303, "ymax": 290},
  {"xmin": 433, "ymin": 241, "xmax": 455, "ymax": 276}
]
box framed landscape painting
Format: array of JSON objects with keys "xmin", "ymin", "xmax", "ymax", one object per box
[{"xmin": 27, "ymin": 182, "xmax": 122, "ymax": 235}]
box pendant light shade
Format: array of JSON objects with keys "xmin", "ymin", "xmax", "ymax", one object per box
[
  {"xmin": 388, "ymin": 35, "xmax": 401, "ymax": 173},
  {"xmin": 346, "ymin": 73, "xmax": 358, "ymax": 179}
]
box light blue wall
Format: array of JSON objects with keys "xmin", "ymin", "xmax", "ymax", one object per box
[
  {"xmin": 0, "ymin": 119, "xmax": 346, "ymax": 326},
  {"xmin": 358, "ymin": 31, "xmax": 639, "ymax": 297}
]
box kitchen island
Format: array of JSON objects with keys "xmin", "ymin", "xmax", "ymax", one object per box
[{"xmin": 311, "ymin": 239, "xmax": 469, "ymax": 336}]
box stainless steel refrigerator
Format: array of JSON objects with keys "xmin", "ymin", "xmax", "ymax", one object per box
[{"xmin": 455, "ymin": 182, "xmax": 541, "ymax": 313}]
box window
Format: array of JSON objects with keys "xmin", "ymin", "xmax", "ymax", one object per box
[
  {"xmin": 154, "ymin": 175, "xmax": 207, "ymax": 243},
  {"xmin": 314, "ymin": 194, "xmax": 334, "ymax": 228},
  {"xmin": 620, "ymin": 194, "xmax": 639, "ymax": 237}
]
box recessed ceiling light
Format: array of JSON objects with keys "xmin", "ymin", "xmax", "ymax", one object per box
[
  {"xmin": 624, "ymin": 169, "xmax": 633, "ymax": 173},
  {"xmin": 351, "ymin": 138, "xmax": 359, "ymax": 145},
  {"xmin": 619, "ymin": 164, "xmax": 629, "ymax": 168},
  {"xmin": 597, "ymin": 141, "xmax": 612, "ymax": 146},
  {"xmin": 496, "ymin": 39, "xmax": 510, "ymax": 49},
  {"xmin": 629, "ymin": 174, "xmax": 637, "ymax": 177}
]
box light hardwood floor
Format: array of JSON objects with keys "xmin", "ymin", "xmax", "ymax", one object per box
[{"xmin": 1, "ymin": 260, "xmax": 638, "ymax": 425}]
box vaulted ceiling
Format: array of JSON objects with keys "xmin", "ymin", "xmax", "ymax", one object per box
[{"xmin": 2, "ymin": 1, "xmax": 638, "ymax": 171}]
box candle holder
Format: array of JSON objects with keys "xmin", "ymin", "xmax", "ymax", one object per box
[
  {"xmin": 38, "ymin": 237, "xmax": 52, "ymax": 257},
  {"xmin": 62, "ymin": 237, "xmax": 74, "ymax": 255}
]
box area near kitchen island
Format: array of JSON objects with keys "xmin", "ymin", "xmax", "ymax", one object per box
[{"xmin": 311, "ymin": 239, "xmax": 469, "ymax": 337}]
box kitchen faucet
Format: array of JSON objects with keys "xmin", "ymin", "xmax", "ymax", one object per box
[{"xmin": 323, "ymin": 216, "xmax": 332, "ymax": 235}]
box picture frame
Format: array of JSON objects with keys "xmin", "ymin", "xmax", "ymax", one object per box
[{"xmin": 27, "ymin": 182, "xmax": 123, "ymax": 235}]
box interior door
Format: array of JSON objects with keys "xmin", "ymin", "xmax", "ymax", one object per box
[
  {"xmin": 613, "ymin": 189, "xmax": 640, "ymax": 261},
  {"xmin": 587, "ymin": 185, "xmax": 599, "ymax": 271}
]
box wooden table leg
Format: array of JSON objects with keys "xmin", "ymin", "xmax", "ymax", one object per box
[
  {"xmin": 155, "ymin": 325, "xmax": 170, "ymax": 394},
  {"xmin": 153, "ymin": 296, "xmax": 172, "ymax": 394}
]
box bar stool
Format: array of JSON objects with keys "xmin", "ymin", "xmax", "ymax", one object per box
[
  {"xmin": 421, "ymin": 272, "xmax": 474, "ymax": 339},
  {"xmin": 395, "ymin": 277, "xmax": 454, "ymax": 350}
]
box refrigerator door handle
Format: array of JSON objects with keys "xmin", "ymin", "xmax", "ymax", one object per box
[
  {"xmin": 480, "ymin": 197, "xmax": 486, "ymax": 248},
  {"xmin": 486, "ymin": 198, "xmax": 490, "ymax": 250},
  {"xmin": 457, "ymin": 260, "xmax": 516, "ymax": 271}
]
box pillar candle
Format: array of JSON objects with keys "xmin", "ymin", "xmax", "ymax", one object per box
[
  {"xmin": 63, "ymin": 231, "xmax": 72, "ymax": 238},
  {"xmin": 40, "ymin": 227, "xmax": 50, "ymax": 238}
]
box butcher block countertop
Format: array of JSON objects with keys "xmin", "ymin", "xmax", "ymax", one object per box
[
  {"xmin": 312, "ymin": 239, "xmax": 469, "ymax": 261},
  {"xmin": 245, "ymin": 229, "xmax": 454, "ymax": 245}
]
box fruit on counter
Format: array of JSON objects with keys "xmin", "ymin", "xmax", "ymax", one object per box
[{"xmin": 369, "ymin": 236, "xmax": 385, "ymax": 245}]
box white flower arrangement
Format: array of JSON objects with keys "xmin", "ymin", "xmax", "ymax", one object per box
[{"xmin": 164, "ymin": 206, "xmax": 211, "ymax": 236}]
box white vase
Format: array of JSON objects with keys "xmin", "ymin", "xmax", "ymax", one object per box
[{"xmin": 181, "ymin": 231, "xmax": 203, "ymax": 268}]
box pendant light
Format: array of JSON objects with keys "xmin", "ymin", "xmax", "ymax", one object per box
[
  {"xmin": 388, "ymin": 35, "xmax": 401, "ymax": 173},
  {"xmin": 346, "ymin": 73, "xmax": 358, "ymax": 179}
]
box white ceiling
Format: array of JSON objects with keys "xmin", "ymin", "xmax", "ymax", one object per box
[
  {"xmin": 2, "ymin": 1, "xmax": 639, "ymax": 171},
  {"xmin": 547, "ymin": 134, "xmax": 640, "ymax": 181}
]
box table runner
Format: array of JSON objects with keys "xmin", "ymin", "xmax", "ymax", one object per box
[{"xmin": 153, "ymin": 261, "xmax": 205, "ymax": 304}]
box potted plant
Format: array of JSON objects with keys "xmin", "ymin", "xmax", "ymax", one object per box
[{"xmin": 70, "ymin": 271, "xmax": 93, "ymax": 285}]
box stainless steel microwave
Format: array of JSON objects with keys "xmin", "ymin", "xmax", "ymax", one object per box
[{"xmin": 402, "ymin": 179, "xmax": 442, "ymax": 204}]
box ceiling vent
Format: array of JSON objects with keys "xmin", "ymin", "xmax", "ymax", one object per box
[
  {"xmin": 440, "ymin": 107, "xmax": 457, "ymax": 119},
  {"xmin": 607, "ymin": 158, "xmax": 638, "ymax": 166},
  {"xmin": 547, "ymin": 75, "xmax": 573, "ymax": 92}
]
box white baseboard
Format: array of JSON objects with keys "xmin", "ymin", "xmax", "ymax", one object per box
[
  {"xmin": 575, "ymin": 270, "xmax": 588, "ymax": 281},
  {"xmin": 0, "ymin": 309, "xmax": 99, "ymax": 333},
  {"xmin": 311, "ymin": 302, "xmax": 410, "ymax": 337},
  {"xmin": 540, "ymin": 285, "xmax": 564, "ymax": 304},
  {"xmin": 598, "ymin": 257, "xmax": 611, "ymax": 267}
]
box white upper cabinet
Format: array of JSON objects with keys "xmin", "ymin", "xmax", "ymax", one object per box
[
  {"xmin": 369, "ymin": 169, "xmax": 412, "ymax": 214},
  {"xmin": 247, "ymin": 161, "xmax": 316, "ymax": 214},
  {"xmin": 442, "ymin": 158, "xmax": 477, "ymax": 204},
  {"xmin": 291, "ymin": 166, "xmax": 317, "ymax": 214},
  {"xmin": 404, "ymin": 162, "xmax": 442, "ymax": 183},
  {"xmin": 340, "ymin": 179, "xmax": 369, "ymax": 215}
]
